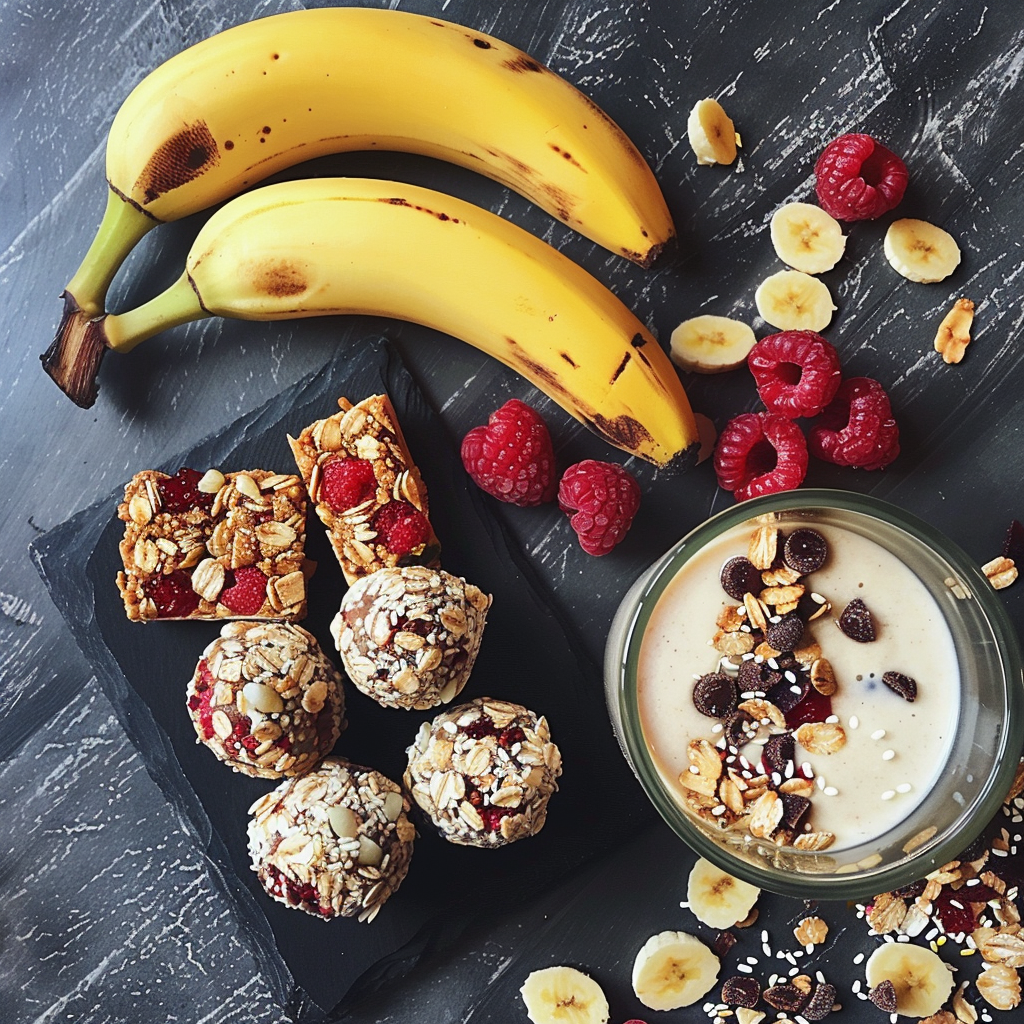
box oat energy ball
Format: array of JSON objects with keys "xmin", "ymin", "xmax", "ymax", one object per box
[
  {"xmin": 247, "ymin": 757, "xmax": 415, "ymax": 922},
  {"xmin": 187, "ymin": 621, "xmax": 345, "ymax": 779},
  {"xmin": 330, "ymin": 566, "xmax": 491, "ymax": 710},
  {"xmin": 404, "ymin": 698, "xmax": 562, "ymax": 848}
]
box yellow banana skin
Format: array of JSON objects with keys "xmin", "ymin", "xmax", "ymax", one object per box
[{"xmin": 82, "ymin": 178, "xmax": 697, "ymax": 469}]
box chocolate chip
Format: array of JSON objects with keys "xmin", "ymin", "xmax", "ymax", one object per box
[
  {"xmin": 712, "ymin": 930, "xmax": 737, "ymax": 958},
  {"xmin": 765, "ymin": 612, "xmax": 805, "ymax": 653},
  {"xmin": 868, "ymin": 979, "xmax": 897, "ymax": 1013},
  {"xmin": 693, "ymin": 672, "xmax": 739, "ymax": 718},
  {"xmin": 721, "ymin": 556, "xmax": 763, "ymax": 601},
  {"xmin": 784, "ymin": 528, "xmax": 828, "ymax": 574},
  {"xmin": 763, "ymin": 732, "xmax": 795, "ymax": 775},
  {"xmin": 721, "ymin": 976, "xmax": 761, "ymax": 1008},
  {"xmin": 737, "ymin": 659, "xmax": 767, "ymax": 691},
  {"xmin": 838, "ymin": 598, "xmax": 876, "ymax": 642},
  {"xmin": 723, "ymin": 710, "xmax": 755, "ymax": 747},
  {"xmin": 781, "ymin": 793, "xmax": 811, "ymax": 830},
  {"xmin": 803, "ymin": 982, "xmax": 837, "ymax": 1021},
  {"xmin": 766, "ymin": 673, "xmax": 809, "ymax": 713},
  {"xmin": 763, "ymin": 982, "xmax": 808, "ymax": 1013},
  {"xmin": 1004, "ymin": 519, "xmax": 1024, "ymax": 563},
  {"xmin": 892, "ymin": 879, "xmax": 927, "ymax": 899},
  {"xmin": 882, "ymin": 670, "xmax": 917, "ymax": 702}
]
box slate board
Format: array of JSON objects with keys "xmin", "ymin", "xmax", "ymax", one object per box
[{"xmin": 31, "ymin": 336, "xmax": 658, "ymax": 1019}]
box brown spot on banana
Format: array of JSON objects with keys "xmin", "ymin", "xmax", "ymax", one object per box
[
  {"xmin": 610, "ymin": 352, "xmax": 631, "ymax": 384},
  {"xmin": 586, "ymin": 412, "xmax": 655, "ymax": 454},
  {"xmin": 548, "ymin": 144, "xmax": 587, "ymax": 173},
  {"xmin": 502, "ymin": 54, "xmax": 544, "ymax": 73},
  {"xmin": 560, "ymin": 352, "xmax": 578, "ymax": 368},
  {"xmin": 133, "ymin": 121, "xmax": 220, "ymax": 205},
  {"xmin": 247, "ymin": 259, "xmax": 308, "ymax": 297}
]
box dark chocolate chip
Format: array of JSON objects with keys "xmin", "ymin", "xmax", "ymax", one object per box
[
  {"xmin": 783, "ymin": 528, "xmax": 828, "ymax": 574},
  {"xmin": 712, "ymin": 930, "xmax": 737, "ymax": 958},
  {"xmin": 1004, "ymin": 519, "xmax": 1024, "ymax": 564},
  {"xmin": 765, "ymin": 612, "xmax": 805, "ymax": 653},
  {"xmin": 721, "ymin": 556, "xmax": 763, "ymax": 601},
  {"xmin": 693, "ymin": 672, "xmax": 739, "ymax": 718},
  {"xmin": 781, "ymin": 793, "xmax": 811, "ymax": 830},
  {"xmin": 838, "ymin": 598, "xmax": 876, "ymax": 642},
  {"xmin": 803, "ymin": 982, "xmax": 837, "ymax": 1021},
  {"xmin": 766, "ymin": 673, "xmax": 810, "ymax": 713},
  {"xmin": 867, "ymin": 979, "xmax": 897, "ymax": 1013},
  {"xmin": 721, "ymin": 976, "xmax": 761, "ymax": 1008},
  {"xmin": 882, "ymin": 670, "xmax": 917, "ymax": 702},
  {"xmin": 763, "ymin": 732, "xmax": 795, "ymax": 776},
  {"xmin": 763, "ymin": 982, "xmax": 808, "ymax": 1013},
  {"xmin": 723, "ymin": 710, "xmax": 755, "ymax": 748},
  {"xmin": 737, "ymin": 659, "xmax": 766, "ymax": 691}
]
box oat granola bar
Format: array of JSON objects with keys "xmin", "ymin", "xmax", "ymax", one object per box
[
  {"xmin": 287, "ymin": 394, "xmax": 441, "ymax": 585},
  {"xmin": 330, "ymin": 566, "xmax": 491, "ymax": 711},
  {"xmin": 404, "ymin": 698, "xmax": 561, "ymax": 848},
  {"xmin": 187, "ymin": 621, "xmax": 345, "ymax": 779},
  {"xmin": 116, "ymin": 466, "xmax": 309, "ymax": 621},
  {"xmin": 247, "ymin": 757, "xmax": 415, "ymax": 922}
]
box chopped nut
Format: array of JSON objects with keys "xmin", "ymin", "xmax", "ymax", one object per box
[
  {"xmin": 716, "ymin": 605, "xmax": 746, "ymax": 632},
  {"xmin": 197, "ymin": 468, "xmax": 226, "ymax": 493},
  {"xmin": 794, "ymin": 916, "xmax": 829, "ymax": 946},
  {"xmin": 934, "ymin": 297, "xmax": 974, "ymax": 365},
  {"xmin": 748, "ymin": 525, "xmax": 779, "ymax": 570},
  {"xmin": 952, "ymin": 981, "xmax": 977, "ymax": 1024},
  {"xmin": 980, "ymin": 932, "xmax": 1024, "ymax": 968},
  {"xmin": 983, "ymin": 556, "xmax": 1018, "ymax": 590},
  {"xmin": 976, "ymin": 963, "xmax": 1021, "ymax": 1011},
  {"xmin": 762, "ymin": 565, "xmax": 802, "ymax": 587},
  {"xmin": 809, "ymin": 657, "xmax": 837, "ymax": 696},
  {"xmin": 714, "ymin": 629, "xmax": 756, "ymax": 656},
  {"xmin": 790, "ymin": 974, "xmax": 813, "ymax": 995},
  {"xmin": 868, "ymin": 892, "xmax": 908, "ymax": 934}
]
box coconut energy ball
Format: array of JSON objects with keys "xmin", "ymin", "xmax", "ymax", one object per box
[
  {"xmin": 404, "ymin": 697, "xmax": 562, "ymax": 848},
  {"xmin": 330, "ymin": 565, "xmax": 491, "ymax": 710},
  {"xmin": 187, "ymin": 621, "xmax": 344, "ymax": 779},
  {"xmin": 247, "ymin": 757, "xmax": 416, "ymax": 922}
]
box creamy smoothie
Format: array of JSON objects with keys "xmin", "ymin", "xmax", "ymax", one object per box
[{"xmin": 638, "ymin": 519, "xmax": 960, "ymax": 850}]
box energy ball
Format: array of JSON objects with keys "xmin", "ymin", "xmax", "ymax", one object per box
[
  {"xmin": 330, "ymin": 566, "xmax": 491, "ymax": 710},
  {"xmin": 187, "ymin": 621, "xmax": 345, "ymax": 778},
  {"xmin": 247, "ymin": 757, "xmax": 415, "ymax": 922},
  {"xmin": 404, "ymin": 698, "xmax": 562, "ymax": 848}
]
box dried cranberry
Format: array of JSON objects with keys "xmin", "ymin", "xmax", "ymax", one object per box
[
  {"xmin": 158, "ymin": 466, "xmax": 215, "ymax": 512},
  {"xmin": 785, "ymin": 688, "xmax": 834, "ymax": 728},
  {"xmin": 934, "ymin": 889, "xmax": 980, "ymax": 934},
  {"xmin": 146, "ymin": 570, "xmax": 201, "ymax": 618},
  {"xmin": 467, "ymin": 788, "xmax": 484, "ymax": 807},
  {"xmin": 498, "ymin": 726, "xmax": 525, "ymax": 748},
  {"xmin": 463, "ymin": 716, "xmax": 497, "ymax": 739},
  {"xmin": 480, "ymin": 806, "xmax": 511, "ymax": 832}
]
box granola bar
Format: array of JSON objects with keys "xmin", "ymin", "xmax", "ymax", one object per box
[
  {"xmin": 287, "ymin": 394, "xmax": 441, "ymax": 585},
  {"xmin": 247, "ymin": 757, "xmax": 416, "ymax": 922},
  {"xmin": 187, "ymin": 621, "xmax": 345, "ymax": 779},
  {"xmin": 116, "ymin": 466, "xmax": 309, "ymax": 621},
  {"xmin": 404, "ymin": 698, "xmax": 561, "ymax": 848},
  {"xmin": 330, "ymin": 566, "xmax": 491, "ymax": 710}
]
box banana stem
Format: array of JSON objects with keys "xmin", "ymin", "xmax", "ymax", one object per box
[
  {"xmin": 63, "ymin": 188, "xmax": 158, "ymax": 318},
  {"xmin": 104, "ymin": 271, "xmax": 208, "ymax": 352}
]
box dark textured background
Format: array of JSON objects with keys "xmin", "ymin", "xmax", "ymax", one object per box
[{"xmin": 2, "ymin": 1, "xmax": 1023, "ymax": 1021}]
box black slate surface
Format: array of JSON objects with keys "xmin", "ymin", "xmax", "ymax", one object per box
[{"xmin": 31, "ymin": 337, "xmax": 657, "ymax": 1017}]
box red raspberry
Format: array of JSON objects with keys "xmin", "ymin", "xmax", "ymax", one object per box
[
  {"xmin": 558, "ymin": 460, "xmax": 640, "ymax": 556},
  {"xmin": 814, "ymin": 133, "xmax": 908, "ymax": 221},
  {"xmin": 714, "ymin": 412, "xmax": 808, "ymax": 502},
  {"xmin": 145, "ymin": 570, "xmax": 201, "ymax": 618},
  {"xmin": 158, "ymin": 467, "xmax": 214, "ymax": 512},
  {"xmin": 808, "ymin": 377, "xmax": 900, "ymax": 470},
  {"xmin": 747, "ymin": 331, "xmax": 842, "ymax": 419},
  {"xmin": 220, "ymin": 566, "xmax": 268, "ymax": 615},
  {"xmin": 460, "ymin": 399, "xmax": 557, "ymax": 506},
  {"xmin": 372, "ymin": 500, "xmax": 431, "ymax": 555},
  {"xmin": 320, "ymin": 457, "xmax": 376, "ymax": 512}
]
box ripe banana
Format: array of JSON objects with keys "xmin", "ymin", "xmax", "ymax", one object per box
[
  {"xmin": 670, "ymin": 315, "xmax": 756, "ymax": 373},
  {"xmin": 520, "ymin": 966, "xmax": 609, "ymax": 1024},
  {"xmin": 50, "ymin": 178, "xmax": 698, "ymax": 468},
  {"xmin": 631, "ymin": 930, "xmax": 720, "ymax": 1010},
  {"xmin": 865, "ymin": 942, "xmax": 954, "ymax": 1017},
  {"xmin": 687, "ymin": 99, "xmax": 739, "ymax": 166},
  {"xmin": 686, "ymin": 856, "xmax": 761, "ymax": 930},
  {"xmin": 47, "ymin": 9, "xmax": 673, "ymax": 351},
  {"xmin": 770, "ymin": 203, "xmax": 846, "ymax": 275},
  {"xmin": 755, "ymin": 269, "xmax": 836, "ymax": 332},
  {"xmin": 884, "ymin": 218, "xmax": 961, "ymax": 283}
]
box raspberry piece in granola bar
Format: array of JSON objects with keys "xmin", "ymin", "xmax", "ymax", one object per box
[
  {"xmin": 158, "ymin": 466, "xmax": 215, "ymax": 512},
  {"xmin": 220, "ymin": 567, "xmax": 269, "ymax": 617},
  {"xmin": 145, "ymin": 570, "xmax": 202, "ymax": 618},
  {"xmin": 320, "ymin": 457, "xmax": 377, "ymax": 512},
  {"xmin": 814, "ymin": 133, "xmax": 908, "ymax": 221},
  {"xmin": 372, "ymin": 500, "xmax": 432, "ymax": 555}
]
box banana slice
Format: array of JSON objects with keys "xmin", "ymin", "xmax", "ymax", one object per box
[
  {"xmin": 670, "ymin": 315, "xmax": 757, "ymax": 373},
  {"xmin": 770, "ymin": 203, "xmax": 847, "ymax": 275},
  {"xmin": 865, "ymin": 942, "xmax": 955, "ymax": 1018},
  {"xmin": 688, "ymin": 99, "xmax": 739, "ymax": 166},
  {"xmin": 632, "ymin": 930, "xmax": 720, "ymax": 1010},
  {"xmin": 520, "ymin": 966, "xmax": 610, "ymax": 1024},
  {"xmin": 754, "ymin": 269, "xmax": 836, "ymax": 331},
  {"xmin": 883, "ymin": 218, "xmax": 962, "ymax": 283},
  {"xmin": 687, "ymin": 857, "xmax": 761, "ymax": 930}
]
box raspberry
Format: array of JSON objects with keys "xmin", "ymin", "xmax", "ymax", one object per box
[
  {"xmin": 320, "ymin": 457, "xmax": 376, "ymax": 512},
  {"xmin": 808, "ymin": 377, "xmax": 900, "ymax": 469},
  {"xmin": 747, "ymin": 331, "xmax": 842, "ymax": 419},
  {"xmin": 557, "ymin": 460, "xmax": 640, "ymax": 556},
  {"xmin": 220, "ymin": 566, "xmax": 268, "ymax": 616},
  {"xmin": 146, "ymin": 570, "xmax": 201, "ymax": 618},
  {"xmin": 713, "ymin": 412, "xmax": 808, "ymax": 502},
  {"xmin": 460, "ymin": 399, "xmax": 556, "ymax": 506},
  {"xmin": 158, "ymin": 467, "xmax": 214, "ymax": 512},
  {"xmin": 372, "ymin": 500, "xmax": 431, "ymax": 555},
  {"xmin": 814, "ymin": 133, "xmax": 909, "ymax": 221}
]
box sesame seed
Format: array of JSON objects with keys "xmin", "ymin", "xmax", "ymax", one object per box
[
  {"xmin": 849, "ymin": 715, "xmax": 860, "ymax": 729},
  {"xmin": 882, "ymin": 749, "xmax": 896, "ymax": 761},
  {"xmin": 871, "ymin": 729, "xmax": 886, "ymax": 740},
  {"xmin": 784, "ymin": 670, "xmax": 797, "ymax": 683},
  {"xmin": 816, "ymin": 775, "xmax": 826, "ymax": 790},
  {"xmin": 712, "ymin": 805, "xmax": 727, "ymax": 816},
  {"xmin": 853, "ymin": 954, "xmax": 865, "ymax": 966},
  {"xmin": 811, "ymin": 592, "xmax": 825, "ymax": 603},
  {"xmin": 825, "ymin": 714, "xmax": 840, "ymax": 724},
  {"xmin": 815, "ymin": 971, "xmax": 825, "ymax": 984},
  {"xmin": 801, "ymin": 761, "xmax": 812, "ymax": 775},
  {"xmin": 881, "ymin": 790, "xmax": 896, "ymax": 800},
  {"xmin": 738, "ymin": 963, "xmax": 753, "ymax": 973},
  {"xmin": 824, "ymin": 786, "xmax": 838, "ymax": 796},
  {"xmin": 711, "ymin": 722, "xmax": 724, "ymax": 733},
  {"xmin": 790, "ymin": 684, "xmax": 803, "ymax": 695},
  {"xmin": 768, "ymin": 658, "xmax": 780, "ymax": 670},
  {"xmin": 897, "ymin": 783, "xmax": 913, "ymax": 794}
]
